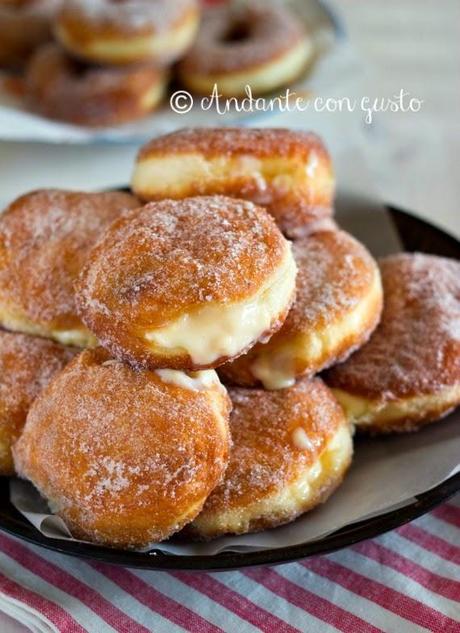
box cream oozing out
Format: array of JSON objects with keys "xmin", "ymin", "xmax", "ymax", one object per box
[
  {"xmin": 155, "ymin": 368, "xmax": 223, "ymax": 392},
  {"xmin": 192, "ymin": 422, "xmax": 352, "ymax": 536},
  {"xmin": 144, "ymin": 249, "xmax": 297, "ymax": 365},
  {"xmin": 249, "ymin": 268, "xmax": 383, "ymax": 390}
]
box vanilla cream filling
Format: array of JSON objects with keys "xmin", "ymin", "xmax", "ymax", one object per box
[
  {"xmin": 192, "ymin": 423, "xmax": 352, "ymax": 536},
  {"xmin": 155, "ymin": 368, "xmax": 224, "ymax": 392},
  {"xmin": 332, "ymin": 384, "xmax": 460, "ymax": 429},
  {"xmin": 144, "ymin": 249, "xmax": 296, "ymax": 365},
  {"xmin": 250, "ymin": 267, "xmax": 383, "ymax": 390},
  {"xmin": 182, "ymin": 37, "xmax": 314, "ymax": 97},
  {"xmin": 0, "ymin": 308, "xmax": 97, "ymax": 348}
]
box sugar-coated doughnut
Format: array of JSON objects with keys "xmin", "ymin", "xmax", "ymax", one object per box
[
  {"xmin": 326, "ymin": 253, "xmax": 460, "ymax": 433},
  {"xmin": 132, "ymin": 128, "xmax": 335, "ymax": 239},
  {"xmin": 220, "ymin": 231, "xmax": 383, "ymax": 389},
  {"xmin": 76, "ymin": 196, "xmax": 297, "ymax": 371},
  {"xmin": 55, "ymin": 0, "xmax": 200, "ymax": 66},
  {"xmin": 13, "ymin": 348, "xmax": 231, "ymax": 549},
  {"xmin": 0, "ymin": 189, "xmax": 139, "ymax": 347},
  {"xmin": 0, "ymin": 0, "xmax": 60, "ymax": 69},
  {"xmin": 178, "ymin": 3, "xmax": 313, "ymax": 97},
  {"xmin": 26, "ymin": 44, "xmax": 168, "ymax": 127},
  {"xmin": 187, "ymin": 378, "xmax": 352, "ymax": 539},
  {"xmin": 0, "ymin": 330, "xmax": 75, "ymax": 476}
]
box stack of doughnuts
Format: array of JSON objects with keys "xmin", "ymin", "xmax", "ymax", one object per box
[
  {"xmin": 2, "ymin": 127, "xmax": 459, "ymax": 551},
  {"xmin": 25, "ymin": 0, "xmax": 200, "ymax": 126},
  {"xmin": 1, "ymin": 0, "xmax": 316, "ymax": 127}
]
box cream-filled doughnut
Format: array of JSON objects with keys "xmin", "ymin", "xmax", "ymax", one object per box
[
  {"xmin": 0, "ymin": 189, "xmax": 139, "ymax": 346},
  {"xmin": 55, "ymin": 0, "xmax": 200, "ymax": 66},
  {"xmin": 13, "ymin": 347, "xmax": 231, "ymax": 549},
  {"xmin": 26, "ymin": 44, "xmax": 168, "ymax": 127},
  {"xmin": 76, "ymin": 196, "xmax": 297, "ymax": 370},
  {"xmin": 326, "ymin": 253, "xmax": 460, "ymax": 433},
  {"xmin": 0, "ymin": 330, "xmax": 76, "ymax": 475},
  {"xmin": 220, "ymin": 230, "xmax": 383, "ymax": 389},
  {"xmin": 187, "ymin": 378, "xmax": 352, "ymax": 539},
  {"xmin": 178, "ymin": 3, "xmax": 313, "ymax": 97},
  {"xmin": 132, "ymin": 128, "xmax": 335, "ymax": 238}
]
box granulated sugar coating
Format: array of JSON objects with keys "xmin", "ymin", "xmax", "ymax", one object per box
[
  {"xmin": 326, "ymin": 253, "xmax": 460, "ymax": 398},
  {"xmin": 220, "ymin": 230, "xmax": 383, "ymax": 388},
  {"xmin": 58, "ymin": 0, "xmax": 197, "ymax": 35},
  {"xmin": 287, "ymin": 231, "xmax": 377, "ymax": 331},
  {"xmin": 0, "ymin": 189, "xmax": 138, "ymax": 338},
  {"xmin": 187, "ymin": 377, "xmax": 352, "ymax": 539},
  {"xmin": 13, "ymin": 348, "xmax": 231, "ymax": 549},
  {"xmin": 0, "ymin": 331, "xmax": 76, "ymax": 475},
  {"xmin": 178, "ymin": 4, "xmax": 306, "ymax": 75},
  {"xmin": 138, "ymin": 128, "xmax": 328, "ymax": 162},
  {"xmin": 134, "ymin": 128, "xmax": 335, "ymax": 238},
  {"xmin": 76, "ymin": 195, "xmax": 294, "ymax": 370}
]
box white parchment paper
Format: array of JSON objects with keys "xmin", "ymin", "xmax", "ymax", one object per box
[
  {"xmin": 10, "ymin": 411, "xmax": 460, "ymax": 556},
  {"xmin": 4, "ymin": 0, "xmax": 459, "ymax": 558}
]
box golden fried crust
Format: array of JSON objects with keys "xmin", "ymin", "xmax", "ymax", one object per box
[
  {"xmin": 178, "ymin": 3, "xmax": 306, "ymax": 75},
  {"xmin": 0, "ymin": 0, "xmax": 59, "ymax": 69},
  {"xmin": 26, "ymin": 44, "xmax": 168, "ymax": 127},
  {"xmin": 187, "ymin": 378, "xmax": 352, "ymax": 539},
  {"xmin": 76, "ymin": 195, "xmax": 294, "ymax": 370},
  {"xmin": 133, "ymin": 128, "xmax": 335, "ymax": 238},
  {"xmin": 220, "ymin": 230, "xmax": 383, "ymax": 388},
  {"xmin": 13, "ymin": 348, "xmax": 231, "ymax": 549},
  {"xmin": 55, "ymin": 0, "xmax": 199, "ymax": 65},
  {"xmin": 0, "ymin": 189, "xmax": 139, "ymax": 344},
  {"xmin": 0, "ymin": 330, "xmax": 76, "ymax": 475},
  {"xmin": 326, "ymin": 253, "xmax": 460, "ymax": 431}
]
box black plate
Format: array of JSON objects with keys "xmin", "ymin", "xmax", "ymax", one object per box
[{"xmin": 1, "ymin": 206, "xmax": 459, "ymax": 571}]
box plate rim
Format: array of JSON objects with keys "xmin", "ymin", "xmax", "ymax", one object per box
[{"xmin": 1, "ymin": 205, "xmax": 459, "ymax": 571}]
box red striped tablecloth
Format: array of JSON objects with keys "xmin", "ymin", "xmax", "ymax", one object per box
[{"xmin": 0, "ymin": 494, "xmax": 458, "ymax": 632}]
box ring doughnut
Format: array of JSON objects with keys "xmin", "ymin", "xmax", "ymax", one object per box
[
  {"xmin": 220, "ymin": 230, "xmax": 383, "ymax": 389},
  {"xmin": 0, "ymin": 189, "xmax": 139, "ymax": 347},
  {"xmin": 26, "ymin": 44, "xmax": 168, "ymax": 127},
  {"xmin": 132, "ymin": 128, "xmax": 335, "ymax": 239},
  {"xmin": 76, "ymin": 195, "xmax": 297, "ymax": 371},
  {"xmin": 178, "ymin": 3, "xmax": 313, "ymax": 97},
  {"xmin": 325, "ymin": 253, "xmax": 460, "ymax": 433},
  {"xmin": 187, "ymin": 378, "xmax": 352, "ymax": 539},
  {"xmin": 0, "ymin": 0, "xmax": 60, "ymax": 69},
  {"xmin": 13, "ymin": 348, "xmax": 231, "ymax": 548},
  {"xmin": 54, "ymin": 0, "xmax": 200, "ymax": 66},
  {"xmin": 0, "ymin": 330, "xmax": 75, "ymax": 476}
]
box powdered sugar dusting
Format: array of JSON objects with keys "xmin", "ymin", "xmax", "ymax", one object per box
[
  {"xmin": 76, "ymin": 195, "xmax": 287, "ymax": 336},
  {"xmin": 14, "ymin": 348, "xmax": 230, "ymax": 546},
  {"xmin": 286, "ymin": 231, "xmax": 376, "ymax": 331},
  {"xmin": 139, "ymin": 127, "xmax": 327, "ymax": 162},
  {"xmin": 60, "ymin": 0, "xmax": 197, "ymax": 34},
  {"xmin": 179, "ymin": 3, "xmax": 306, "ymax": 75},
  {"xmin": 326, "ymin": 253, "xmax": 460, "ymax": 398},
  {"xmin": 0, "ymin": 331, "xmax": 76, "ymax": 467},
  {"xmin": 0, "ymin": 189, "xmax": 138, "ymax": 329},
  {"xmin": 199, "ymin": 378, "xmax": 341, "ymax": 515}
]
